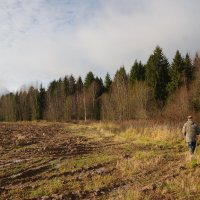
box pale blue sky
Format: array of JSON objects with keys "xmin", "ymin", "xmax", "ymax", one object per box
[{"xmin": 0, "ymin": 0, "xmax": 200, "ymax": 92}]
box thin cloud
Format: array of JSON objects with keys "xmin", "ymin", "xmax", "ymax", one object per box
[{"xmin": 0, "ymin": 0, "xmax": 200, "ymax": 91}]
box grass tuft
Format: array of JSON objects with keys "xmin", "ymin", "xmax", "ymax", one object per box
[{"xmin": 29, "ymin": 178, "xmax": 63, "ymax": 198}]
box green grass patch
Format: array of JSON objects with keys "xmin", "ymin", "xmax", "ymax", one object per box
[
  {"xmin": 114, "ymin": 190, "xmax": 143, "ymax": 200},
  {"xmin": 28, "ymin": 178, "xmax": 63, "ymax": 198},
  {"xmin": 0, "ymin": 162, "xmax": 23, "ymax": 178},
  {"xmin": 83, "ymin": 174, "xmax": 113, "ymax": 191},
  {"xmin": 116, "ymin": 152, "xmax": 164, "ymax": 179},
  {"xmin": 0, "ymin": 157, "xmax": 49, "ymax": 178},
  {"xmin": 161, "ymin": 174, "xmax": 200, "ymax": 199},
  {"xmin": 59, "ymin": 153, "xmax": 116, "ymax": 173},
  {"xmin": 186, "ymin": 158, "xmax": 199, "ymax": 168},
  {"xmin": 133, "ymin": 150, "xmax": 157, "ymax": 159}
]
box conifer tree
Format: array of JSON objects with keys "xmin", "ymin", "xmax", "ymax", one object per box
[
  {"xmin": 129, "ymin": 60, "xmax": 145, "ymax": 85},
  {"xmin": 76, "ymin": 77, "xmax": 83, "ymax": 92},
  {"xmin": 63, "ymin": 76, "xmax": 69, "ymax": 96},
  {"xmin": 167, "ymin": 50, "xmax": 185, "ymax": 93},
  {"xmin": 69, "ymin": 75, "xmax": 76, "ymax": 95},
  {"xmin": 190, "ymin": 53, "xmax": 200, "ymax": 112},
  {"xmin": 76, "ymin": 77, "xmax": 84, "ymax": 120},
  {"xmin": 84, "ymin": 71, "xmax": 95, "ymax": 88},
  {"xmin": 145, "ymin": 46, "xmax": 169, "ymax": 103},
  {"xmin": 49, "ymin": 80, "xmax": 58, "ymax": 95},
  {"xmin": 94, "ymin": 77, "xmax": 104, "ymax": 119},
  {"xmin": 37, "ymin": 85, "xmax": 46, "ymax": 120},
  {"xmin": 184, "ymin": 53, "xmax": 194, "ymax": 87},
  {"xmin": 114, "ymin": 66, "xmax": 128, "ymax": 84},
  {"xmin": 15, "ymin": 92, "xmax": 21, "ymax": 120},
  {"xmin": 104, "ymin": 73, "xmax": 112, "ymax": 92},
  {"xmin": 95, "ymin": 77, "xmax": 104, "ymax": 98}
]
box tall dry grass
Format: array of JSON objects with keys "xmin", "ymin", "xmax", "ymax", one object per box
[{"xmin": 99, "ymin": 120, "xmax": 183, "ymax": 142}]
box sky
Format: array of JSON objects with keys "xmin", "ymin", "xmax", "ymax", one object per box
[{"xmin": 0, "ymin": 0, "xmax": 200, "ymax": 92}]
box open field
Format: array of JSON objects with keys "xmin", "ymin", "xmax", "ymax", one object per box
[{"xmin": 0, "ymin": 121, "xmax": 200, "ymax": 200}]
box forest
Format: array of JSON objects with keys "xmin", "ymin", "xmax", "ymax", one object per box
[{"xmin": 1, "ymin": 46, "xmax": 200, "ymax": 122}]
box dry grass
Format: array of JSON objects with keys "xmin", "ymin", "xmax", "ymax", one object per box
[
  {"xmin": 109, "ymin": 189, "xmax": 142, "ymax": 200},
  {"xmin": 83, "ymin": 174, "xmax": 114, "ymax": 191},
  {"xmin": 2, "ymin": 121, "xmax": 199, "ymax": 200},
  {"xmin": 64, "ymin": 120, "xmax": 182, "ymax": 143},
  {"xmin": 161, "ymin": 171, "xmax": 200, "ymax": 199},
  {"xmin": 58, "ymin": 153, "xmax": 116, "ymax": 173},
  {"xmin": 116, "ymin": 152, "xmax": 163, "ymax": 178},
  {"xmin": 28, "ymin": 178, "xmax": 63, "ymax": 198},
  {"xmin": 113, "ymin": 122, "xmax": 181, "ymax": 144}
]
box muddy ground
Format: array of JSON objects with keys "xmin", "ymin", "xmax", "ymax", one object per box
[{"xmin": 0, "ymin": 122, "xmax": 200, "ymax": 200}]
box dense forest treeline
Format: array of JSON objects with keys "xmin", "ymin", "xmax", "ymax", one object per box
[{"xmin": 1, "ymin": 46, "xmax": 200, "ymax": 122}]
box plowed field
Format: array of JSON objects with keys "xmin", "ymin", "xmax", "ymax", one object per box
[{"xmin": 0, "ymin": 122, "xmax": 200, "ymax": 200}]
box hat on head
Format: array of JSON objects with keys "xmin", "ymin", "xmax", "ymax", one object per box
[{"xmin": 188, "ymin": 115, "xmax": 192, "ymax": 119}]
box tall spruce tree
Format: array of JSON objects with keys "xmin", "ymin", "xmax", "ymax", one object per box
[
  {"xmin": 192, "ymin": 54, "xmax": 200, "ymax": 112},
  {"xmin": 145, "ymin": 46, "xmax": 169, "ymax": 103},
  {"xmin": 114, "ymin": 66, "xmax": 128, "ymax": 84},
  {"xmin": 104, "ymin": 73, "xmax": 112, "ymax": 92},
  {"xmin": 167, "ymin": 50, "xmax": 185, "ymax": 93},
  {"xmin": 84, "ymin": 71, "xmax": 95, "ymax": 88},
  {"xmin": 94, "ymin": 77, "xmax": 104, "ymax": 120},
  {"xmin": 76, "ymin": 77, "xmax": 83, "ymax": 92},
  {"xmin": 49, "ymin": 80, "xmax": 58, "ymax": 95},
  {"xmin": 95, "ymin": 77, "xmax": 105, "ymax": 98},
  {"xmin": 37, "ymin": 85, "xmax": 46, "ymax": 120},
  {"xmin": 63, "ymin": 76, "xmax": 69, "ymax": 96},
  {"xmin": 184, "ymin": 53, "xmax": 194, "ymax": 87},
  {"xmin": 69, "ymin": 75, "xmax": 76, "ymax": 95},
  {"xmin": 129, "ymin": 60, "xmax": 145, "ymax": 85}
]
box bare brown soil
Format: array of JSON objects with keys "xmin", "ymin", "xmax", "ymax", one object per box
[{"xmin": 0, "ymin": 122, "xmax": 199, "ymax": 200}]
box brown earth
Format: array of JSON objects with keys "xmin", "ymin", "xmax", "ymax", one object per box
[{"xmin": 0, "ymin": 122, "xmax": 199, "ymax": 200}]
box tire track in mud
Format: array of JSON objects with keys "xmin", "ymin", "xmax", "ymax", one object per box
[
  {"xmin": 0, "ymin": 122, "xmax": 187, "ymax": 200},
  {"xmin": 93, "ymin": 154, "xmax": 184, "ymax": 200},
  {"xmin": 40, "ymin": 154, "xmax": 183, "ymax": 200},
  {"xmin": 0, "ymin": 137, "xmax": 138, "ymax": 199},
  {"xmin": 0, "ymin": 134, "xmax": 120, "ymax": 193},
  {"xmin": 30, "ymin": 147, "xmax": 184, "ymax": 200},
  {"xmin": 0, "ymin": 159, "xmax": 54, "ymax": 186},
  {"xmin": 56, "ymin": 147, "xmax": 184, "ymax": 200}
]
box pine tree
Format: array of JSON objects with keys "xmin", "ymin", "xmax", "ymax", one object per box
[
  {"xmin": 184, "ymin": 53, "xmax": 194, "ymax": 87},
  {"xmin": 76, "ymin": 77, "xmax": 84, "ymax": 120},
  {"xmin": 129, "ymin": 60, "xmax": 145, "ymax": 85},
  {"xmin": 145, "ymin": 46, "xmax": 170, "ymax": 103},
  {"xmin": 167, "ymin": 50, "xmax": 185, "ymax": 93},
  {"xmin": 104, "ymin": 73, "xmax": 112, "ymax": 92},
  {"xmin": 76, "ymin": 77, "xmax": 83, "ymax": 92},
  {"xmin": 63, "ymin": 76, "xmax": 69, "ymax": 96},
  {"xmin": 37, "ymin": 85, "xmax": 46, "ymax": 120},
  {"xmin": 84, "ymin": 71, "xmax": 95, "ymax": 88},
  {"xmin": 95, "ymin": 77, "xmax": 105, "ymax": 98},
  {"xmin": 69, "ymin": 75, "xmax": 76, "ymax": 95},
  {"xmin": 49, "ymin": 80, "xmax": 58, "ymax": 95},
  {"xmin": 94, "ymin": 77, "xmax": 104, "ymax": 119},
  {"xmin": 114, "ymin": 66, "xmax": 128, "ymax": 84}
]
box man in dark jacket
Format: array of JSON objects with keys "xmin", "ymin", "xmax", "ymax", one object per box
[{"xmin": 182, "ymin": 116, "xmax": 200, "ymax": 157}]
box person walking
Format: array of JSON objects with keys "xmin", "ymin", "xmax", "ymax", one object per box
[{"xmin": 182, "ymin": 116, "xmax": 200, "ymax": 159}]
